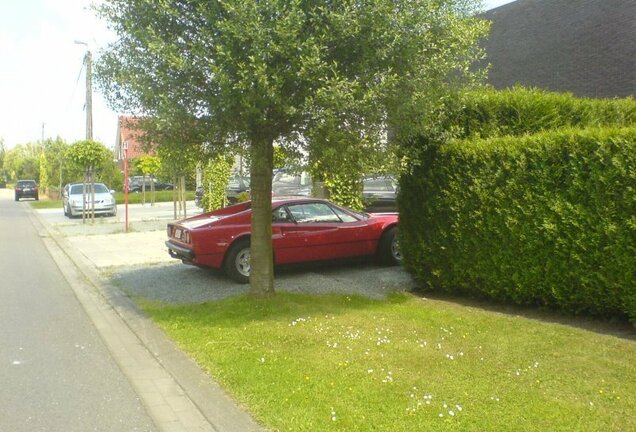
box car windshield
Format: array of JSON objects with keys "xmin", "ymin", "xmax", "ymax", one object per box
[
  {"xmin": 70, "ymin": 184, "xmax": 110, "ymax": 194},
  {"xmin": 18, "ymin": 181, "xmax": 36, "ymax": 187}
]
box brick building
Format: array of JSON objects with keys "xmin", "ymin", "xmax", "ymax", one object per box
[
  {"xmin": 483, "ymin": 0, "xmax": 635, "ymax": 98},
  {"xmin": 114, "ymin": 116, "xmax": 154, "ymax": 167}
]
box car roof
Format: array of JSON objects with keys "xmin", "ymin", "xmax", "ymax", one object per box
[{"xmin": 271, "ymin": 196, "xmax": 332, "ymax": 205}]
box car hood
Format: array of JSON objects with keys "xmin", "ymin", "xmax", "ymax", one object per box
[{"xmin": 69, "ymin": 192, "xmax": 114, "ymax": 200}]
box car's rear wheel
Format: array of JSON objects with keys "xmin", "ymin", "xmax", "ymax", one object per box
[
  {"xmin": 377, "ymin": 226, "xmax": 401, "ymax": 266},
  {"xmin": 224, "ymin": 238, "xmax": 251, "ymax": 284}
]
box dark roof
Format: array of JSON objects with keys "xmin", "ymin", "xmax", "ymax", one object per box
[{"xmin": 483, "ymin": 0, "xmax": 636, "ymax": 98}]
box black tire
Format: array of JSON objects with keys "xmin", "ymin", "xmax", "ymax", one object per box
[
  {"xmin": 223, "ymin": 238, "xmax": 251, "ymax": 284},
  {"xmin": 377, "ymin": 226, "xmax": 401, "ymax": 266}
]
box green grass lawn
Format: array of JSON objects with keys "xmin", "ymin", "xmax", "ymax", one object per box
[
  {"xmin": 138, "ymin": 292, "xmax": 636, "ymax": 432},
  {"xmin": 29, "ymin": 190, "xmax": 195, "ymax": 209}
]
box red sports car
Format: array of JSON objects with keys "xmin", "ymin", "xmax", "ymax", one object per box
[{"xmin": 166, "ymin": 197, "xmax": 400, "ymax": 283}]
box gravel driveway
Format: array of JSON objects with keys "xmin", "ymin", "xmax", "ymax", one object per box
[
  {"xmin": 111, "ymin": 260, "xmax": 416, "ymax": 305},
  {"xmin": 37, "ymin": 203, "xmax": 416, "ymax": 305}
]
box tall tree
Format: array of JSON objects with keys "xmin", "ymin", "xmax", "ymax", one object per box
[
  {"xmin": 0, "ymin": 138, "xmax": 5, "ymax": 171},
  {"xmin": 3, "ymin": 143, "xmax": 41, "ymax": 181},
  {"xmin": 95, "ymin": 0, "xmax": 489, "ymax": 296}
]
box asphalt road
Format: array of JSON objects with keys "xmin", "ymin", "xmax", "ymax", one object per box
[{"xmin": 0, "ymin": 188, "xmax": 157, "ymax": 432}]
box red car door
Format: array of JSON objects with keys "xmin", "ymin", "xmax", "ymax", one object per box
[{"xmin": 272, "ymin": 202, "xmax": 369, "ymax": 264}]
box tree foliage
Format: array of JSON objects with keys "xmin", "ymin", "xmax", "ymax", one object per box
[
  {"xmin": 3, "ymin": 143, "xmax": 41, "ymax": 181},
  {"xmin": 0, "ymin": 138, "xmax": 5, "ymax": 173},
  {"xmin": 95, "ymin": 0, "xmax": 489, "ymax": 295},
  {"xmin": 136, "ymin": 155, "xmax": 161, "ymax": 176},
  {"xmin": 202, "ymin": 153, "xmax": 234, "ymax": 211},
  {"xmin": 66, "ymin": 140, "xmax": 111, "ymax": 172},
  {"xmin": 38, "ymin": 153, "xmax": 49, "ymax": 191}
]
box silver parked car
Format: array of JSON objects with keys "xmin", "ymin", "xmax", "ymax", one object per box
[{"xmin": 63, "ymin": 182, "xmax": 117, "ymax": 218}]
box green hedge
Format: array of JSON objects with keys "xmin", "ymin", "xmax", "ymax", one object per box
[
  {"xmin": 451, "ymin": 87, "xmax": 636, "ymax": 139},
  {"xmin": 400, "ymin": 126, "xmax": 636, "ymax": 320}
]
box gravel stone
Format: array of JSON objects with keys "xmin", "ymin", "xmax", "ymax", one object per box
[{"xmin": 111, "ymin": 261, "xmax": 416, "ymax": 305}]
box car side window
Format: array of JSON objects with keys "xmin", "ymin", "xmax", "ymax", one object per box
[
  {"xmin": 287, "ymin": 203, "xmax": 342, "ymax": 223},
  {"xmin": 331, "ymin": 206, "xmax": 358, "ymax": 223},
  {"xmin": 272, "ymin": 206, "xmax": 292, "ymax": 223}
]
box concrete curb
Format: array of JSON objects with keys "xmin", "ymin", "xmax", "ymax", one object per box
[{"xmin": 29, "ymin": 209, "xmax": 266, "ymax": 432}]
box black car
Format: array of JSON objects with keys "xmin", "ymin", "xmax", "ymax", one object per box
[
  {"xmin": 127, "ymin": 176, "xmax": 174, "ymax": 192},
  {"xmin": 362, "ymin": 175, "xmax": 398, "ymax": 212},
  {"xmin": 271, "ymin": 170, "xmax": 398, "ymax": 212},
  {"xmin": 195, "ymin": 174, "xmax": 251, "ymax": 208},
  {"xmin": 15, "ymin": 180, "xmax": 39, "ymax": 201},
  {"xmin": 271, "ymin": 169, "xmax": 312, "ymax": 197}
]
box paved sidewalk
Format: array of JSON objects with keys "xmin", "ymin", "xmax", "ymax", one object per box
[
  {"xmin": 31, "ymin": 203, "xmax": 266, "ymax": 432},
  {"xmin": 67, "ymin": 230, "xmax": 173, "ymax": 268}
]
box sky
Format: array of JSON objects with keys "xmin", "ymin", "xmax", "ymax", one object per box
[{"xmin": 0, "ymin": 0, "xmax": 516, "ymax": 151}]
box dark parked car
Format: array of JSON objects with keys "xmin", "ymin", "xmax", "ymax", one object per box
[
  {"xmin": 127, "ymin": 176, "xmax": 174, "ymax": 192},
  {"xmin": 362, "ymin": 175, "xmax": 398, "ymax": 213},
  {"xmin": 195, "ymin": 174, "xmax": 251, "ymax": 208},
  {"xmin": 271, "ymin": 170, "xmax": 398, "ymax": 212},
  {"xmin": 15, "ymin": 180, "xmax": 39, "ymax": 201},
  {"xmin": 167, "ymin": 197, "xmax": 400, "ymax": 283},
  {"xmin": 271, "ymin": 170, "xmax": 312, "ymax": 197}
]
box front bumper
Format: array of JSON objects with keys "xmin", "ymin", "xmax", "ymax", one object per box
[{"xmin": 70, "ymin": 204, "xmax": 116, "ymax": 215}]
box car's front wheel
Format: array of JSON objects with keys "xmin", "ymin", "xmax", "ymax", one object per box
[
  {"xmin": 377, "ymin": 226, "xmax": 401, "ymax": 266},
  {"xmin": 223, "ymin": 238, "xmax": 251, "ymax": 284}
]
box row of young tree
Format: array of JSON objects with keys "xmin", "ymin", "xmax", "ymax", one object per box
[
  {"xmin": 0, "ymin": 136, "xmax": 191, "ymax": 197},
  {"xmin": 94, "ymin": 0, "xmax": 490, "ymax": 296},
  {"xmin": 0, "ymin": 138, "xmax": 121, "ymax": 194}
]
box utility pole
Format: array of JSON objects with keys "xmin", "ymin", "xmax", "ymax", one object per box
[
  {"xmin": 75, "ymin": 40, "xmax": 95, "ymax": 223},
  {"xmin": 75, "ymin": 40, "xmax": 92, "ymax": 141},
  {"xmin": 84, "ymin": 50, "xmax": 93, "ymax": 141}
]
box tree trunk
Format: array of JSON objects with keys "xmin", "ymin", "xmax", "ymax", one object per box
[{"xmin": 249, "ymin": 135, "xmax": 275, "ymax": 297}]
